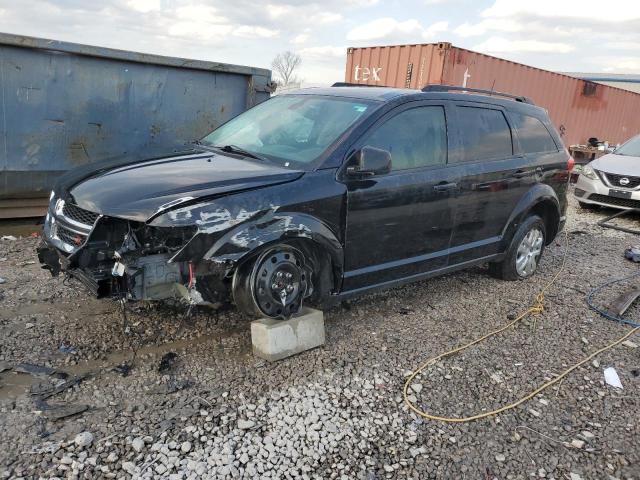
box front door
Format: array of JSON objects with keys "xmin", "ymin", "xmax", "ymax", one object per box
[{"xmin": 342, "ymin": 103, "xmax": 458, "ymax": 291}]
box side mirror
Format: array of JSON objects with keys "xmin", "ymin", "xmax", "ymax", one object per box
[{"xmin": 346, "ymin": 146, "xmax": 392, "ymax": 177}]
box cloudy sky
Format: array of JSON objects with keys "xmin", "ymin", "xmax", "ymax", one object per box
[{"xmin": 1, "ymin": 0, "xmax": 639, "ymax": 85}]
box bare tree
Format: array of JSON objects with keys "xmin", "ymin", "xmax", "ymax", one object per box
[{"xmin": 271, "ymin": 51, "xmax": 302, "ymax": 88}]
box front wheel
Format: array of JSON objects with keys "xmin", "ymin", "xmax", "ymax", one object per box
[
  {"xmin": 232, "ymin": 245, "xmax": 310, "ymax": 319},
  {"xmin": 489, "ymin": 215, "xmax": 546, "ymax": 281}
]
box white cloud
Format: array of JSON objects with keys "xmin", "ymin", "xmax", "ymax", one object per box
[
  {"xmin": 292, "ymin": 33, "xmax": 310, "ymax": 44},
  {"xmin": 605, "ymin": 41, "xmax": 640, "ymax": 51},
  {"xmin": 234, "ymin": 25, "xmax": 279, "ymax": 38},
  {"xmin": 316, "ymin": 12, "xmax": 343, "ymax": 24},
  {"xmin": 168, "ymin": 22, "xmax": 233, "ymax": 41},
  {"xmin": 454, "ymin": 18, "xmax": 522, "ymax": 37},
  {"xmin": 482, "ymin": 0, "xmax": 640, "ymax": 21},
  {"xmin": 267, "ymin": 4, "xmax": 341, "ymax": 24},
  {"xmin": 473, "ymin": 36, "xmax": 575, "ymax": 54},
  {"xmin": 299, "ymin": 46, "xmax": 346, "ymax": 60},
  {"xmin": 602, "ymin": 58, "xmax": 640, "ymax": 73},
  {"xmin": 422, "ymin": 20, "xmax": 448, "ymax": 39},
  {"xmin": 174, "ymin": 5, "xmax": 226, "ymax": 23},
  {"xmin": 347, "ymin": 17, "xmax": 422, "ymax": 41},
  {"xmin": 127, "ymin": 0, "xmax": 160, "ymax": 13}
]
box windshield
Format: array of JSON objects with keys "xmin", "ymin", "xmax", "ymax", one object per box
[
  {"xmin": 200, "ymin": 95, "xmax": 375, "ymax": 169},
  {"xmin": 615, "ymin": 134, "xmax": 640, "ymax": 157}
]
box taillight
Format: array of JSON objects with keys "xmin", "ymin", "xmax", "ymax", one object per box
[{"xmin": 566, "ymin": 156, "xmax": 575, "ymax": 171}]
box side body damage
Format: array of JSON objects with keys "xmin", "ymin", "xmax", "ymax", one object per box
[{"xmin": 38, "ymin": 164, "xmax": 345, "ymax": 309}]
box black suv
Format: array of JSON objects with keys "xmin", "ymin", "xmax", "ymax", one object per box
[{"xmin": 38, "ymin": 85, "xmax": 570, "ymax": 319}]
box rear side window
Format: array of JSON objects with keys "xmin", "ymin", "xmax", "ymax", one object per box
[
  {"xmin": 511, "ymin": 113, "xmax": 558, "ymax": 154},
  {"xmin": 456, "ymin": 107, "xmax": 512, "ymax": 162},
  {"xmin": 362, "ymin": 106, "xmax": 447, "ymax": 171}
]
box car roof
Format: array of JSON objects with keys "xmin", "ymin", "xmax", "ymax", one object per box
[
  {"xmin": 282, "ymin": 86, "xmax": 416, "ymax": 101},
  {"xmin": 281, "ymin": 86, "xmax": 547, "ymax": 116}
]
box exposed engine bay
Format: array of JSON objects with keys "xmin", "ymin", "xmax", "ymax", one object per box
[{"xmin": 37, "ymin": 197, "xmax": 224, "ymax": 305}]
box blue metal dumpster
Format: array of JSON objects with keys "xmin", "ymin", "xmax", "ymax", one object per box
[{"xmin": 0, "ymin": 33, "xmax": 274, "ymax": 218}]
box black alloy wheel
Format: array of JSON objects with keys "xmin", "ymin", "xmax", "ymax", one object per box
[{"xmin": 233, "ymin": 245, "xmax": 310, "ymax": 319}]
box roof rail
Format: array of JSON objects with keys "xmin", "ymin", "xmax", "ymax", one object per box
[
  {"xmin": 332, "ymin": 82, "xmax": 386, "ymax": 88},
  {"xmin": 421, "ymin": 84, "xmax": 535, "ymax": 104}
]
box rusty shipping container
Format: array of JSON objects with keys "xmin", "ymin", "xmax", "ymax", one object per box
[
  {"xmin": 345, "ymin": 43, "xmax": 640, "ymax": 147},
  {"xmin": 0, "ymin": 33, "xmax": 273, "ymax": 218}
]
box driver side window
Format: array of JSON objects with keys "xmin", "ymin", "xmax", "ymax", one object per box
[{"xmin": 362, "ymin": 106, "xmax": 447, "ymax": 171}]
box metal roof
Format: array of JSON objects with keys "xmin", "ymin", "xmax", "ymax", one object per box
[{"xmin": 563, "ymin": 72, "xmax": 640, "ymax": 84}]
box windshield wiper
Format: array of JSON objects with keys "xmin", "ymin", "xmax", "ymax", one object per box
[{"xmin": 213, "ymin": 144, "xmax": 271, "ymax": 163}]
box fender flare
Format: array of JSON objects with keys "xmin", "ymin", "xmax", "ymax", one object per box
[
  {"xmin": 501, "ymin": 183, "xmax": 561, "ymax": 248},
  {"xmin": 199, "ymin": 211, "xmax": 343, "ymax": 284}
]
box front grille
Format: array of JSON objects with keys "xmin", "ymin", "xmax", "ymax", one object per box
[
  {"xmin": 588, "ymin": 194, "xmax": 640, "ymax": 209},
  {"xmin": 602, "ymin": 172, "xmax": 640, "ymax": 189},
  {"xmin": 56, "ymin": 224, "xmax": 88, "ymax": 247},
  {"xmin": 62, "ymin": 202, "xmax": 100, "ymax": 226}
]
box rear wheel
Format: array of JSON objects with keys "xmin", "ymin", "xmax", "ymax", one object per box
[
  {"xmin": 232, "ymin": 245, "xmax": 310, "ymax": 319},
  {"xmin": 489, "ymin": 215, "xmax": 546, "ymax": 281}
]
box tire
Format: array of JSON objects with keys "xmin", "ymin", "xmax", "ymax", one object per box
[
  {"xmin": 578, "ymin": 201, "xmax": 599, "ymax": 210},
  {"xmin": 489, "ymin": 215, "xmax": 546, "ymax": 281},
  {"xmin": 232, "ymin": 244, "xmax": 311, "ymax": 319}
]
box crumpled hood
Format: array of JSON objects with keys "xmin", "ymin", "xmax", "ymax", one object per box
[
  {"xmin": 591, "ymin": 152, "xmax": 640, "ymax": 176},
  {"xmin": 68, "ymin": 150, "xmax": 303, "ymax": 222}
]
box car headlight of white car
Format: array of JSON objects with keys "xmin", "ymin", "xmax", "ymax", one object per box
[{"xmin": 581, "ymin": 164, "xmax": 598, "ymax": 180}]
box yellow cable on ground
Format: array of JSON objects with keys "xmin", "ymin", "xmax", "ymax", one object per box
[{"xmin": 403, "ymin": 230, "xmax": 639, "ymax": 423}]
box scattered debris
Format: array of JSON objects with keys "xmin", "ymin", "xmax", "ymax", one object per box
[
  {"xmin": 0, "ymin": 276, "xmax": 6, "ymax": 284},
  {"xmin": 14, "ymin": 363, "xmax": 64, "ymax": 378},
  {"xmin": 58, "ymin": 344, "xmax": 77, "ymax": 355},
  {"xmin": 598, "ymin": 209, "xmax": 640, "ymax": 235},
  {"xmin": 609, "ymin": 288, "xmax": 640, "ymax": 317},
  {"xmin": 164, "ymin": 378, "xmax": 193, "ymax": 394},
  {"xmin": 158, "ymin": 352, "xmax": 178, "ymax": 373},
  {"xmin": 40, "ymin": 403, "xmax": 89, "ymax": 421},
  {"xmin": 0, "ymin": 361, "xmax": 11, "ymax": 373},
  {"xmin": 398, "ymin": 307, "xmax": 414, "ymax": 315},
  {"xmin": 31, "ymin": 374, "xmax": 87, "ymax": 399},
  {"xmin": 621, "ymin": 340, "xmax": 638, "ymax": 349},
  {"xmin": 625, "ymin": 247, "xmax": 640, "ymax": 262},
  {"xmin": 112, "ymin": 363, "xmax": 133, "ymax": 377},
  {"xmin": 604, "ymin": 367, "xmax": 623, "ymax": 389},
  {"xmin": 1, "ymin": 235, "xmax": 17, "ymax": 241}
]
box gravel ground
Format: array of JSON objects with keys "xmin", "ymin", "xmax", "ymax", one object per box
[{"xmin": 0, "ymin": 195, "xmax": 639, "ymax": 479}]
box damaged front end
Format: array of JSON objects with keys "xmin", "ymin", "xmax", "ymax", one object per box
[{"xmin": 38, "ymin": 196, "xmax": 224, "ymax": 305}]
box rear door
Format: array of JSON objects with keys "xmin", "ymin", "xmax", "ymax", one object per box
[
  {"xmin": 447, "ymin": 103, "xmax": 529, "ymax": 265},
  {"xmin": 342, "ymin": 101, "xmax": 458, "ymax": 291}
]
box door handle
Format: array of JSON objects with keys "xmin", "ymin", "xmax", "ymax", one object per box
[{"xmin": 433, "ymin": 182, "xmax": 458, "ymax": 192}]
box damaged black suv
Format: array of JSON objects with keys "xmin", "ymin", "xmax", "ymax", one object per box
[{"xmin": 39, "ymin": 85, "xmax": 570, "ymax": 319}]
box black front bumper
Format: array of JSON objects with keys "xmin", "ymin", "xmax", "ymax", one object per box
[{"xmin": 37, "ymin": 241, "xmax": 116, "ymax": 297}]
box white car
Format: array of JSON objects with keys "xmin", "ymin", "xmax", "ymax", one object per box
[{"xmin": 574, "ymin": 134, "xmax": 640, "ymax": 210}]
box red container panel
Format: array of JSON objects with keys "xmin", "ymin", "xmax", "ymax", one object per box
[{"xmin": 345, "ymin": 44, "xmax": 640, "ymax": 146}]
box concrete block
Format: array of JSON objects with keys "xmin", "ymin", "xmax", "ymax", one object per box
[{"xmin": 251, "ymin": 308, "xmax": 325, "ymax": 361}]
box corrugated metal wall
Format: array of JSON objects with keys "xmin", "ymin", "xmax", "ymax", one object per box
[
  {"xmin": 0, "ymin": 33, "xmax": 273, "ymax": 207},
  {"xmin": 345, "ymin": 44, "xmax": 640, "ymax": 147}
]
